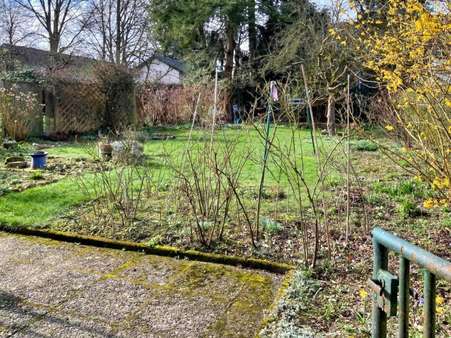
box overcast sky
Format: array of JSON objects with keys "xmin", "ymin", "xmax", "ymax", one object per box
[{"xmin": 313, "ymin": 0, "xmax": 331, "ymax": 8}]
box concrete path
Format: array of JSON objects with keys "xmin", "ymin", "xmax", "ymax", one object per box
[{"xmin": 0, "ymin": 232, "xmax": 281, "ymax": 337}]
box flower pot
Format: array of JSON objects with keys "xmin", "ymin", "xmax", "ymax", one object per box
[
  {"xmin": 98, "ymin": 142, "xmax": 113, "ymax": 160},
  {"xmin": 31, "ymin": 151, "xmax": 47, "ymax": 169}
]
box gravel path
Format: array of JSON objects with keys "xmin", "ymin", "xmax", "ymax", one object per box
[{"xmin": 0, "ymin": 232, "xmax": 282, "ymax": 337}]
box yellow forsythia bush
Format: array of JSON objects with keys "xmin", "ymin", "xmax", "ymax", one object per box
[{"xmin": 353, "ymin": 0, "xmax": 450, "ymax": 205}]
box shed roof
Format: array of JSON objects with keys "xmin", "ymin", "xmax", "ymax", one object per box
[{"xmin": 137, "ymin": 53, "xmax": 186, "ymax": 74}]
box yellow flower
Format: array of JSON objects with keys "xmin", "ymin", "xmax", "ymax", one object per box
[
  {"xmin": 436, "ymin": 306, "xmax": 444, "ymax": 315},
  {"xmin": 414, "ymin": 175, "xmax": 422, "ymax": 182},
  {"xmin": 439, "ymin": 199, "xmax": 449, "ymax": 207},
  {"xmin": 432, "ymin": 177, "xmax": 441, "ymax": 189},
  {"xmin": 385, "ymin": 124, "xmax": 395, "ymax": 131},
  {"xmin": 432, "ymin": 177, "xmax": 449, "ymax": 190},
  {"xmin": 423, "ymin": 198, "xmax": 435, "ymax": 209},
  {"xmin": 436, "ymin": 295, "xmax": 445, "ymax": 305},
  {"xmin": 359, "ymin": 288, "xmax": 369, "ymax": 300},
  {"xmin": 443, "ymin": 177, "xmax": 450, "ymax": 188}
]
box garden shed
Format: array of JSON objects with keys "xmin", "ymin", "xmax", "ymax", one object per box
[{"xmin": 0, "ymin": 45, "xmax": 135, "ymax": 139}]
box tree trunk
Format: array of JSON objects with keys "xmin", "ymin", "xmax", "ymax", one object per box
[
  {"xmin": 224, "ymin": 21, "xmax": 236, "ymax": 82},
  {"xmin": 326, "ymin": 93, "xmax": 336, "ymax": 136},
  {"xmin": 49, "ymin": 34, "xmax": 60, "ymax": 72},
  {"xmin": 224, "ymin": 19, "xmax": 237, "ymax": 121},
  {"xmin": 248, "ymin": 1, "xmax": 257, "ymax": 71},
  {"xmin": 49, "ymin": 36, "xmax": 59, "ymax": 54},
  {"xmin": 115, "ymin": 0, "xmax": 121, "ymax": 64}
]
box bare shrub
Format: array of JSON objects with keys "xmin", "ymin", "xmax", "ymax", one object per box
[
  {"xmin": 94, "ymin": 63, "xmax": 136, "ymax": 130},
  {"xmin": 253, "ymin": 76, "xmax": 346, "ymax": 268},
  {"xmin": 136, "ymin": 84, "xmax": 225, "ymax": 126},
  {"xmin": 171, "ymin": 133, "xmax": 255, "ymax": 247},
  {"xmin": 0, "ymin": 85, "xmax": 40, "ymax": 140},
  {"xmin": 75, "ymin": 131, "xmax": 153, "ymax": 237}
]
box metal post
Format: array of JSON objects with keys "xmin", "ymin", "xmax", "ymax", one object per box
[
  {"xmin": 399, "ymin": 257, "xmax": 410, "ymax": 338},
  {"xmin": 423, "ymin": 271, "xmax": 436, "ymax": 338},
  {"xmin": 371, "ymin": 228, "xmax": 451, "ymax": 338},
  {"xmin": 305, "ymin": 106, "xmax": 316, "ymax": 155},
  {"xmin": 372, "ymin": 240, "xmax": 388, "ymax": 338}
]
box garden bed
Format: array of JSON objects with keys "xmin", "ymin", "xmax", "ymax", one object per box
[
  {"xmin": 0, "ymin": 156, "xmax": 101, "ymax": 196},
  {"xmin": 0, "ymin": 141, "xmax": 103, "ymax": 196},
  {"xmin": 0, "ymin": 126, "xmax": 449, "ymax": 336}
]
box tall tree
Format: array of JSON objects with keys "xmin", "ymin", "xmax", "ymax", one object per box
[
  {"xmin": 14, "ymin": 0, "xmax": 85, "ymax": 58},
  {"xmin": 0, "ymin": 0, "xmax": 34, "ymax": 46},
  {"xmin": 262, "ymin": 0, "xmax": 330, "ymax": 81},
  {"xmin": 149, "ymin": 0, "xmax": 252, "ymax": 117},
  {"xmin": 248, "ymin": 0, "xmax": 257, "ymax": 70},
  {"xmin": 263, "ymin": 0, "xmax": 357, "ymax": 135},
  {"xmin": 84, "ymin": 0, "xmax": 153, "ymax": 65}
]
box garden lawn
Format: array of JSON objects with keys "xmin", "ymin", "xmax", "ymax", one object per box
[
  {"xmin": 0, "ymin": 126, "xmax": 328, "ymax": 228},
  {"xmin": 141, "ymin": 126, "xmax": 328, "ymax": 186},
  {"xmin": 47, "ymin": 143, "xmax": 94, "ymax": 158},
  {"xmin": 0, "ymin": 178, "xmax": 89, "ymax": 226}
]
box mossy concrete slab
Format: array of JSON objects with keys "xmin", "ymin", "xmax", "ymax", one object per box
[{"xmin": 0, "ymin": 232, "xmax": 282, "ymax": 337}]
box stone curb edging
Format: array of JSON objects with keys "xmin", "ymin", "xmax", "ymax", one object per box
[
  {"xmin": 256, "ymin": 269, "xmax": 296, "ymax": 337},
  {"xmin": 256, "ymin": 270, "xmax": 317, "ymax": 338},
  {"xmin": 0, "ymin": 225, "xmax": 294, "ymax": 274}
]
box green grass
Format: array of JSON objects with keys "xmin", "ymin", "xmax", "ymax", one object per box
[
  {"xmin": 142, "ymin": 126, "xmax": 323, "ymax": 186},
  {"xmin": 47, "ymin": 143, "xmax": 95, "ymax": 158},
  {"xmin": 352, "ymin": 139, "xmax": 378, "ymax": 152},
  {"xmin": 0, "ymin": 178, "xmax": 89, "ymax": 226},
  {"xmin": 0, "ymin": 125, "xmax": 329, "ymax": 227},
  {"xmin": 371, "ymin": 179, "xmax": 428, "ymax": 200}
]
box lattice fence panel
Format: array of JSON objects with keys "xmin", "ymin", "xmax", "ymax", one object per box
[{"xmin": 53, "ymin": 81, "xmax": 106, "ymax": 134}]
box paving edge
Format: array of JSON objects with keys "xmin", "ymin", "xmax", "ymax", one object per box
[
  {"xmin": 0, "ymin": 225, "xmax": 294, "ymax": 274},
  {"xmin": 256, "ymin": 270, "xmax": 317, "ymax": 338},
  {"xmin": 256, "ymin": 270, "xmax": 296, "ymax": 337}
]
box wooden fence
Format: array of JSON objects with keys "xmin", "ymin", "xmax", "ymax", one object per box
[{"xmin": 46, "ymin": 80, "xmax": 106, "ymax": 136}]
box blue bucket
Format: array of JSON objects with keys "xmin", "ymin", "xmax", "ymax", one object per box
[{"xmin": 31, "ymin": 152, "xmax": 48, "ymax": 169}]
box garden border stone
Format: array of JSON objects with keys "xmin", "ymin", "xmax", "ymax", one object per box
[{"xmin": 0, "ymin": 225, "xmax": 294, "ymax": 274}]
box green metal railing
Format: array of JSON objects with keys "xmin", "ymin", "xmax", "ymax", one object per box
[{"xmin": 370, "ymin": 227, "xmax": 451, "ymax": 338}]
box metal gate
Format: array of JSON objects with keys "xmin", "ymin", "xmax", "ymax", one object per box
[{"xmin": 369, "ymin": 227, "xmax": 450, "ymax": 338}]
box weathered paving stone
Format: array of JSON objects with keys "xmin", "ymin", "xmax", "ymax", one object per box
[
  {"xmin": 120, "ymin": 295, "xmax": 221, "ymax": 338},
  {"xmin": 61, "ymin": 278, "xmax": 150, "ymax": 323},
  {"xmin": 114, "ymin": 254, "xmax": 191, "ymax": 286},
  {"xmin": 0, "ymin": 292, "xmax": 48, "ymax": 337},
  {"xmin": 5, "ymin": 162, "xmax": 28, "ymax": 169},
  {"xmin": 11, "ymin": 314, "xmax": 115, "ymax": 338},
  {"xmin": 0, "ymin": 233, "xmax": 282, "ymax": 337}
]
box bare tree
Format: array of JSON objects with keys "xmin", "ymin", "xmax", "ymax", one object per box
[
  {"xmin": 0, "ymin": 0, "xmax": 34, "ymax": 46},
  {"xmin": 14, "ymin": 0, "xmax": 86, "ymax": 58},
  {"xmin": 318, "ymin": 0, "xmax": 358, "ymax": 136},
  {"xmin": 84, "ymin": 0, "xmax": 154, "ymax": 66}
]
